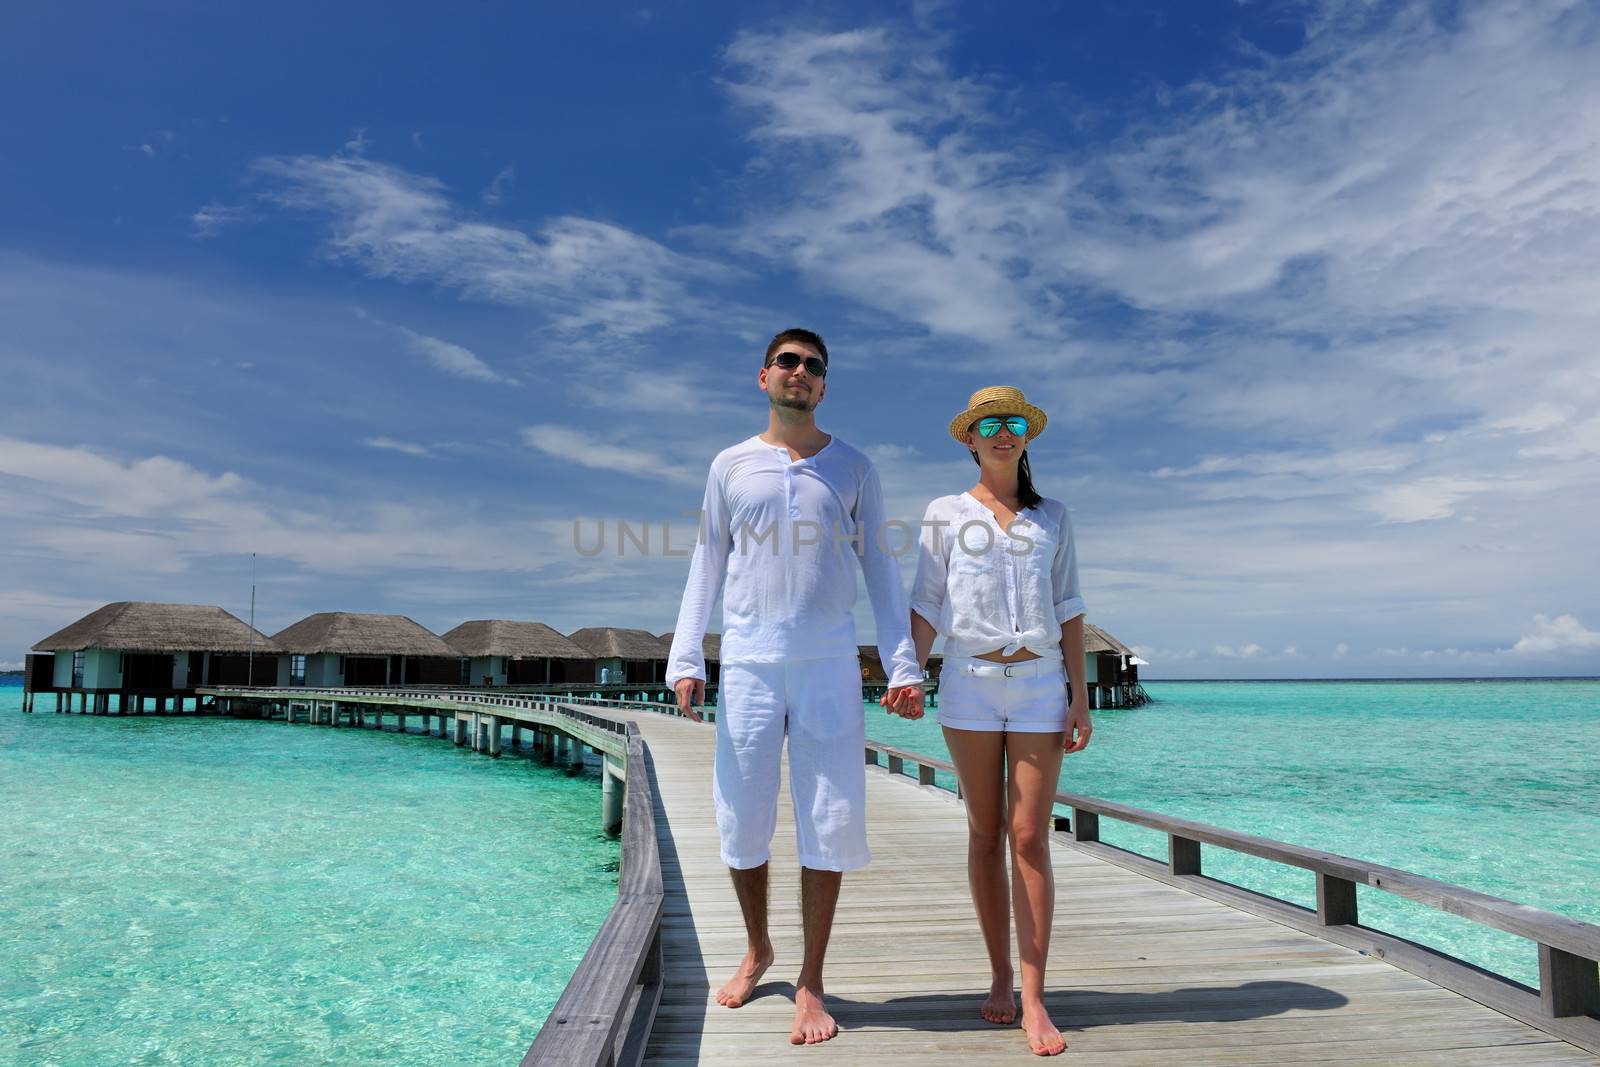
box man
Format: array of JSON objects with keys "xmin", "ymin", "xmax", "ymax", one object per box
[{"xmin": 665, "ymin": 327, "xmax": 925, "ymax": 1046}]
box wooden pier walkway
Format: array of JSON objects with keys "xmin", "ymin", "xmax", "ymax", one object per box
[
  {"xmin": 191, "ymin": 687, "xmax": 1599, "ymax": 1065},
  {"xmin": 609, "ymin": 707, "xmax": 1597, "ymax": 1065}
]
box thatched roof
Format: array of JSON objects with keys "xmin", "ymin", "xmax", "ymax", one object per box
[
  {"xmin": 442, "ymin": 620, "xmax": 592, "ymax": 659},
  {"xmin": 32, "ymin": 602, "xmax": 282, "ymax": 654},
  {"xmin": 1085, "ymin": 623, "xmax": 1134, "ymax": 656},
  {"xmin": 567, "ymin": 626, "xmax": 668, "ymax": 660},
  {"xmin": 272, "ymin": 613, "xmax": 460, "ymax": 657},
  {"xmin": 658, "ymin": 631, "xmax": 721, "ymax": 662}
]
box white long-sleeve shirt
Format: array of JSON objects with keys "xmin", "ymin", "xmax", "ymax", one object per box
[
  {"xmin": 909, "ymin": 492, "xmax": 1086, "ymax": 661},
  {"xmin": 664, "ymin": 434, "xmax": 922, "ymax": 688}
]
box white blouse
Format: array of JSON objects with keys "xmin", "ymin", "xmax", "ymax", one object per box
[{"xmin": 909, "ymin": 492, "xmax": 1086, "ymax": 661}]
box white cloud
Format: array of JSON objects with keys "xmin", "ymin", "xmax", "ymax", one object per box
[
  {"xmin": 520, "ymin": 425, "xmax": 703, "ymax": 486},
  {"xmin": 0, "ymin": 436, "xmax": 569, "ymax": 577},
  {"xmin": 481, "ymin": 165, "xmax": 515, "ymax": 206},
  {"xmin": 191, "ymin": 203, "xmax": 251, "ymax": 238},
  {"xmin": 363, "ymin": 436, "xmax": 431, "ymax": 457},
  {"xmin": 250, "ymin": 154, "xmax": 742, "ymax": 338},
  {"xmin": 0, "ymin": 435, "xmax": 243, "ymax": 517},
  {"xmin": 397, "ymin": 326, "xmax": 513, "ymax": 385},
  {"xmin": 1366, "ymin": 477, "xmax": 1492, "ymax": 524},
  {"xmin": 1509, "ymin": 614, "xmax": 1600, "ymax": 656}
]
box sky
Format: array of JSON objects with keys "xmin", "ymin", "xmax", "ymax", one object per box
[{"xmin": 2, "ymin": 0, "xmax": 1598, "ymax": 679}]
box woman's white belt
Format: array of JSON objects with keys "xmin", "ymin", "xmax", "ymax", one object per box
[{"xmin": 941, "ymin": 654, "xmax": 1065, "ymax": 679}]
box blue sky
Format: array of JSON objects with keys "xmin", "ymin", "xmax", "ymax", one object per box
[{"xmin": 3, "ymin": 0, "xmax": 1598, "ymax": 678}]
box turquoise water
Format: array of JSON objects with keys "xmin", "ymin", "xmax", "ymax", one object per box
[
  {"xmin": 864, "ymin": 678, "xmax": 1600, "ymax": 989},
  {"xmin": 5, "ymin": 677, "xmax": 1595, "ymax": 1063},
  {"xmin": 0, "ymin": 680, "xmax": 618, "ymax": 1066}
]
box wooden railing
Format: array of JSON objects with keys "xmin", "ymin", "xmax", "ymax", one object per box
[
  {"xmin": 863, "ymin": 740, "xmax": 1600, "ymax": 1053},
  {"xmin": 522, "ymin": 721, "xmax": 664, "ymax": 1067}
]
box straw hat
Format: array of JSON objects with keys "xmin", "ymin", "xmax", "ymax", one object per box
[{"xmin": 948, "ymin": 385, "xmax": 1048, "ymax": 444}]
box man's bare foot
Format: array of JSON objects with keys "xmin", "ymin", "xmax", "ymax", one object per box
[
  {"xmin": 980, "ymin": 970, "xmax": 1016, "ymax": 1024},
  {"xmin": 715, "ymin": 944, "xmax": 773, "ymax": 1008},
  {"xmin": 790, "ymin": 982, "xmax": 838, "ymax": 1045},
  {"xmin": 1020, "ymin": 1001, "xmax": 1066, "ymax": 1056}
]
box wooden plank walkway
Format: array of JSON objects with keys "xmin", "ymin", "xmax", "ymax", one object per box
[{"xmin": 607, "ymin": 708, "xmax": 1596, "ymax": 1065}]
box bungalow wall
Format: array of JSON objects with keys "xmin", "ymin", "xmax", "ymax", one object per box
[
  {"xmin": 276, "ymin": 653, "xmax": 345, "ymax": 687},
  {"xmin": 23, "ymin": 653, "xmax": 55, "ymax": 693},
  {"xmin": 470, "ymin": 656, "xmax": 508, "ymax": 687},
  {"xmin": 52, "ymin": 648, "xmax": 124, "ymax": 689}
]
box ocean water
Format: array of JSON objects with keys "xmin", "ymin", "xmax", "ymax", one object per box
[
  {"xmin": 864, "ymin": 678, "xmax": 1600, "ymax": 989},
  {"xmin": 5, "ymin": 678, "xmax": 1596, "ymax": 1064},
  {"xmin": 0, "ymin": 679, "xmax": 618, "ymax": 1067}
]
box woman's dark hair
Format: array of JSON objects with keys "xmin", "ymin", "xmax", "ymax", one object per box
[{"xmin": 970, "ymin": 447, "xmax": 1043, "ymax": 510}]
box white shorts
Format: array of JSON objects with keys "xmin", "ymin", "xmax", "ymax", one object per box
[
  {"xmin": 713, "ymin": 655, "xmax": 869, "ymax": 872},
  {"xmin": 936, "ymin": 655, "xmax": 1068, "ymax": 733}
]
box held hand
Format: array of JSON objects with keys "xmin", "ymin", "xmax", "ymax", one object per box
[
  {"xmin": 674, "ymin": 678, "xmax": 705, "ymax": 724},
  {"xmin": 1063, "ymin": 697, "xmax": 1091, "ymax": 754},
  {"xmin": 883, "ymin": 684, "xmax": 925, "ymax": 720}
]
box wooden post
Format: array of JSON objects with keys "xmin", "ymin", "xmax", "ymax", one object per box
[
  {"xmin": 1539, "ymin": 943, "xmax": 1600, "ymax": 1018},
  {"xmin": 487, "ymin": 716, "xmax": 502, "ymax": 757},
  {"xmin": 1073, "ymin": 808, "xmax": 1100, "ymax": 843},
  {"xmin": 1169, "ymin": 834, "xmax": 1202, "ymax": 876},
  {"xmin": 887, "ymin": 754, "xmax": 904, "ymax": 776},
  {"xmin": 602, "ymin": 759, "xmax": 623, "ymax": 835},
  {"xmin": 1317, "ymin": 872, "xmax": 1358, "ymax": 926},
  {"xmin": 918, "ymin": 764, "xmax": 937, "ymax": 786}
]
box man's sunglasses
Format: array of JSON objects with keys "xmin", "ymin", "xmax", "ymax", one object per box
[
  {"xmin": 975, "ymin": 416, "xmax": 1029, "ymax": 438},
  {"xmin": 767, "ymin": 351, "xmax": 828, "ymax": 378}
]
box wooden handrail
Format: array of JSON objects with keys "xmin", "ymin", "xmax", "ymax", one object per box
[
  {"xmin": 858, "ymin": 735, "xmax": 1600, "ymax": 1046},
  {"xmin": 522, "ymin": 720, "xmax": 664, "ymax": 1067}
]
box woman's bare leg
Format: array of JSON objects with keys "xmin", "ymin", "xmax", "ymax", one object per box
[
  {"xmin": 1007, "ymin": 731, "xmax": 1067, "ymax": 1056},
  {"xmin": 942, "ymin": 725, "xmax": 1014, "ymax": 1024}
]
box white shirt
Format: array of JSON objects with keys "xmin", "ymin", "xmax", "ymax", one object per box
[
  {"xmin": 665, "ymin": 435, "xmax": 922, "ymax": 688},
  {"xmin": 909, "ymin": 492, "xmax": 1086, "ymax": 662}
]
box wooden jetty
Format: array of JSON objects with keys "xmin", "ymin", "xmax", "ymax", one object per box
[{"xmin": 167, "ymin": 687, "xmax": 1600, "ymax": 1063}]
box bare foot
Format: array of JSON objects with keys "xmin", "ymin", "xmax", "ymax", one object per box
[
  {"xmin": 715, "ymin": 944, "xmax": 773, "ymax": 1008},
  {"xmin": 790, "ymin": 982, "xmax": 838, "ymax": 1045},
  {"xmin": 1020, "ymin": 1001, "xmax": 1066, "ymax": 1056},
  {"xmin": 980, "ymin": 970, "xmax": 1016, "ymax": 1024}
]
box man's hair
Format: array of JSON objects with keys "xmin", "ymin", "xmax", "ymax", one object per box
[{"xmin": 764, "ymin": 328, "xmax": 829, "ymax": 369}]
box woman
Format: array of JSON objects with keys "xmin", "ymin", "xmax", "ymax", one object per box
[{"xmin": 898, "ymin": 385, "xmax": 1091, "ymax": 1057}]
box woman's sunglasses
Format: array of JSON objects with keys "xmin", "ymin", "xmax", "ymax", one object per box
[
  {"xmin": 767, "ymin": 351, "xmax": 828, "ymax": 378},
  {"xmin": 975, "ymin": 416, "xmax": 1029, "ymax": 438}
]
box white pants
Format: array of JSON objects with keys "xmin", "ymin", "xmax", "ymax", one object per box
[
  {"xmin": 936, "ymin": 655, "xmax": 1068, "ymax": 733},
  {"xmin": 714, "ymin": 655, "xmax": 869, "ymax": 872}
]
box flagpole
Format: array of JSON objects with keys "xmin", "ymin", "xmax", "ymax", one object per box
[{"xmin": 247, "ymin": 552, "xmax": 257, "ymax": 686}]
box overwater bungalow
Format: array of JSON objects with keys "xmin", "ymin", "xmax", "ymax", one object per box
[
  {"xmin": 441, "ymin": 620, "xmax": 595, "ymax": 686},
  {"xmin": 271, "ymin": 612, "xmax": 463, "ymax": 687},
  {"xmin": 566, "ymin": 627, "xmax": 668, "ymax": 685},
  {"xmin": 656, "ymin": 631, "xmax": 721, "ymax": 686},
  {"xmin": 1085, "ymin": 622, "xmax": 1145, "ymax": 707},
  {"xmin": 26, "ymin": 601, "xmax": 280, "ymax": 713}
]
